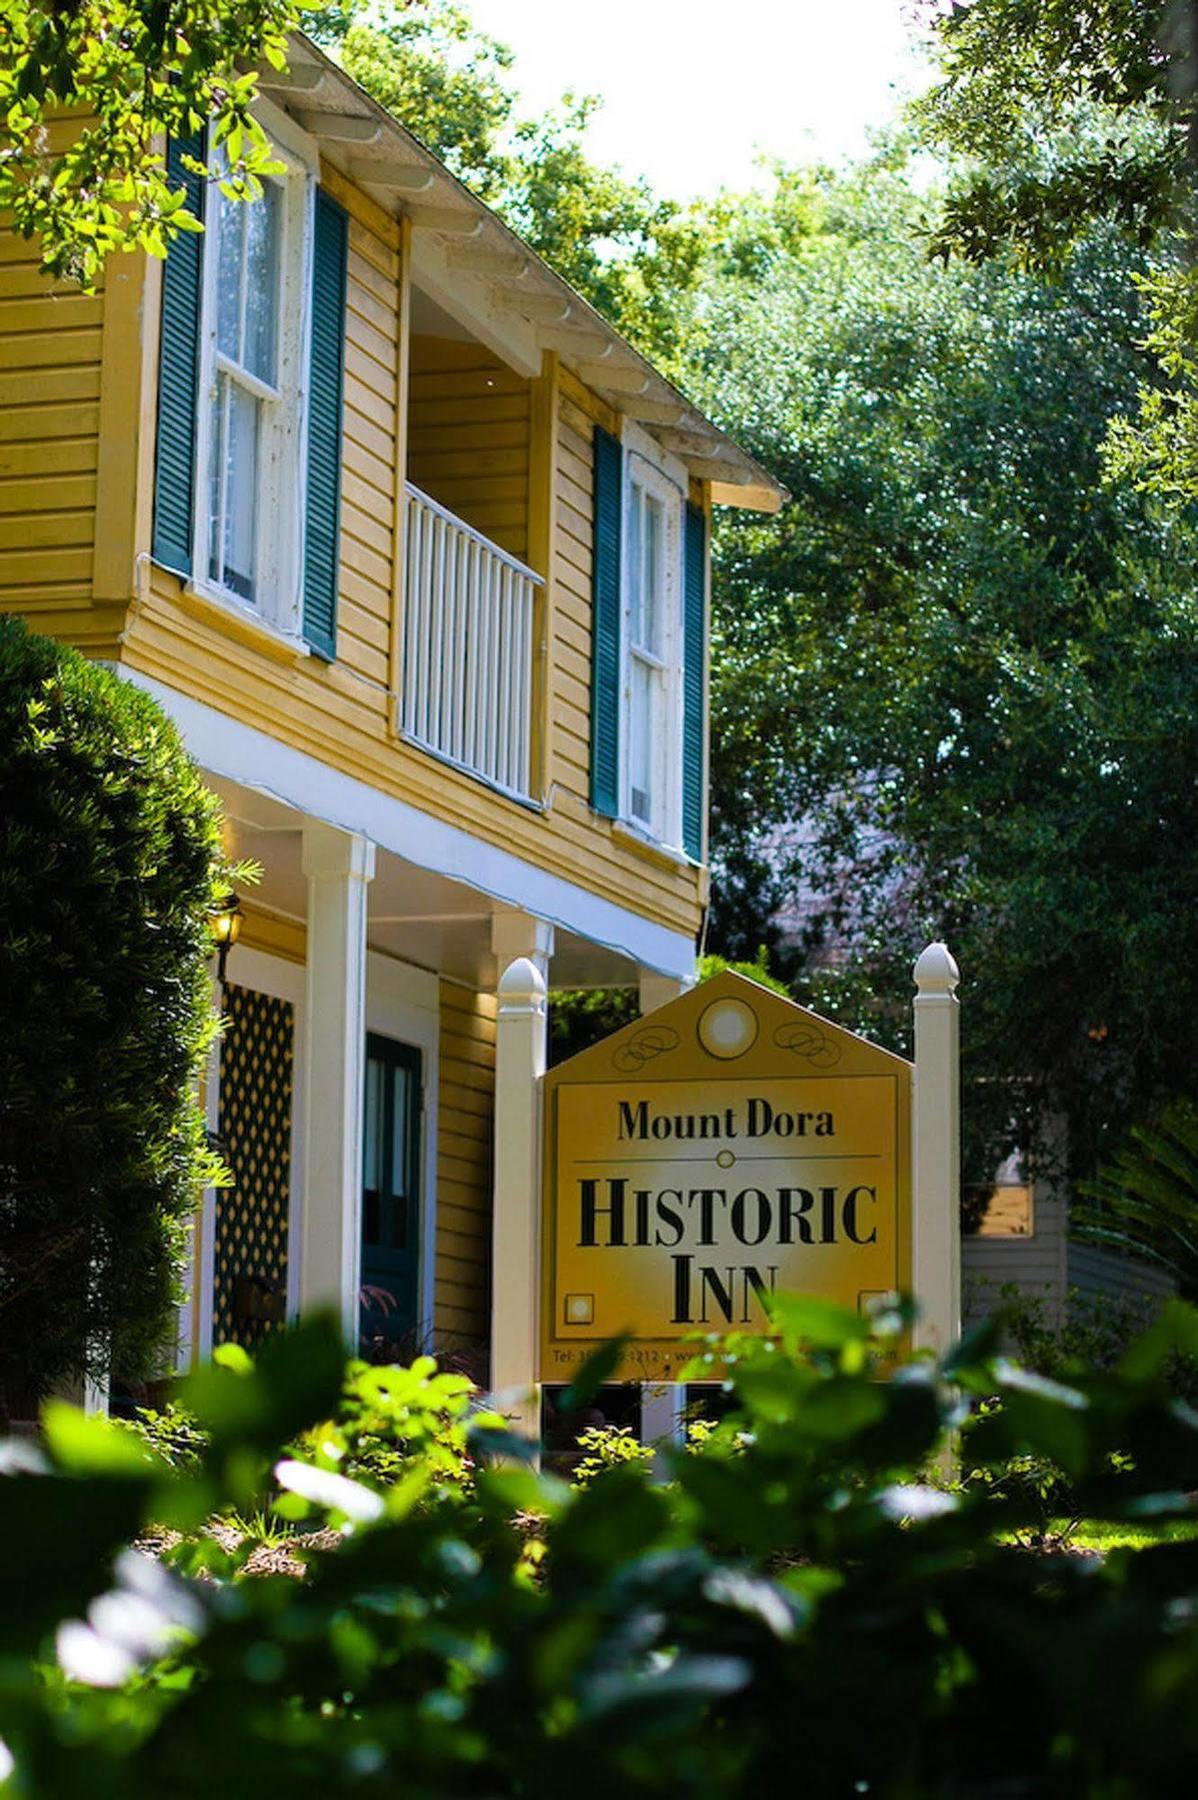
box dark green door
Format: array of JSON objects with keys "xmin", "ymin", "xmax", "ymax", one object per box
[{"xmin": 359, "ymin": 1035, "xmax": 422, "ymax": 1356}]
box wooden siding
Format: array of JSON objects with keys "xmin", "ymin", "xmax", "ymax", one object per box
[
  {"xmin": 2, "ymin": 170, "xmax": 705, "ymax": 944},
  {"xmin": 962, "ymin": 1186, "xmax": 1069, "ymax": 1329},
  {"xmin": 407, "ymin": 335, "xmax": 530, "ymax": 564},
  {"xmin": 434, "ymin": 980, "xmax": 495, "ymax": 1347},
  {"xmin": 0, "ymin": 234, "xmax": 109, "ymax": 639},
  {"xmin": 237, "ymin": 903, "xmax": 306, "ymax": 966},
  {"xmin": 1066, "ymin": 1241, "xmax": 1175, "ymax": 1314}
]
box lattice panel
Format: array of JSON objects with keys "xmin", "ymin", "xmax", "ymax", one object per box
[{"xmin": 214, "ymin": 983, "xmax": 294, "ymax": 1350}]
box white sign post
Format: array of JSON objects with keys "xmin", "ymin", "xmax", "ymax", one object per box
[
  {"xmin": 490, "ymin": 955, "xmax": 546, "ymax": 1442},
  {"xmin": 911, "ymin": 942, "xmax": 961, "ymax": 1355}
]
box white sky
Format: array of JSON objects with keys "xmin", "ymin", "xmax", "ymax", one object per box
[{"xmin": 465, "ymin": 0, "xmax": 931, "ymax": 199}]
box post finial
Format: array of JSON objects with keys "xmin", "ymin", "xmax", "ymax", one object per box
[
  {"xmin": 913, "ymin": 941, "xmax": 959, "ymax": 998},
  {"xmin": 498, "ymin": 954, "xmax": 547, "ymax": 1010}
]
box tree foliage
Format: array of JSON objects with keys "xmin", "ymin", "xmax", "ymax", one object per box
[
  {"xmin": 688, "ymin": 151, "xmax": 1198, "ymax": 1178},
  {"xmin": 1075, "ymin": 1099, "xmax": 1198, "ymax": 1298},
  {"xmin": 0, "ymin": 0, "xmax": 302, "ymax": 284},
  {"xmin": 5, "ymin": 1305, "xmax": 1198, "ymax": 1792},
  {"xmin": 0, "ymin": 621, "xmax": 226, "ymax": 1413},
  {"xmin": 914, "ymin": 0, "xmax": 1198, "ymax": 503}
]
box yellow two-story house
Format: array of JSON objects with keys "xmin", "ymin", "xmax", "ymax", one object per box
[{"xmin": 0, "ymin": 36, "xmax": 783, "ymax": 1377}]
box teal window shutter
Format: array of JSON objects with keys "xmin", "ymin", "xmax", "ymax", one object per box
[
  {"xmin": 682, "ymin": 501, "xmax": 707, "ymax": 862},
  {"xmin": 590, "ymin": 424, "xmax": 623, "ymax": 816},
  {"xmin": 151, "ymin": 129, "xmax": 206, "ymax": 576},
  {"xmin": 303, "ymin": 188, "xmax": 348, "ymax": 660}
]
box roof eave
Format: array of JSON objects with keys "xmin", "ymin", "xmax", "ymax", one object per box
[{"xmin": 258, "ymin": 33, "xmax": 788, "ymax": 513}]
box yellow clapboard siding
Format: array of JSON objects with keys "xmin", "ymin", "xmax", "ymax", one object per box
[
  {"xmin": 0, "ymin": 509, "xmax": 94, "ymax": 550},
  {"xmin": 342, "ymin": 462, "xmax": 394, "ymax": 523},
  {"xmin": 339, "ymin": 522, "xmax": 391, "ymax": 593},
  {"xmin": 0, "ymin": 472, "xmax": 96, "ymax": 511},
  {"xmin": 409, "ymin": 419, "xmax": 530, "ymax": 455},
  {"xmin": 409, "ymin": 365, "xmax": 530, "ymax": 402},
  {"xmin": 435, "ymin": 977, "xmax": 495, "ymax": 1342},
  {"xmin": 0, "ymin": 295, "xmax": 104, "ymax": 333},
  {"xmin": 348, "ymin": 220, "xmax": 399, "ymax": 285},
  {"xmin": 346, "ymin": 280, "xmax": 398, "ymax": 347},
  {"xmin": 559, "ymin": 365, "xmax": 620, "ymax": 434},
  {"xmin": 343, "ymin": 433, "xmax": 392, "ymax": 501},
  {"xmin": 343, "ymin": 397, "xmax": 394, "ymax": 470},
  {"xmin": 340, "ymin": 594, "xmax": 391, "ymax": 655},
  {"xmin": 408, "ymin": 335, "xmax": 531, "ymax": 572},
  {"xmin": 0, "ymin": 400, "xmax": 100, "ymax": 442},
  {"xmin": 341, "ymin": 496, "xmax": 392, "ymax": 562},
  {"xmin": 347, "ymin": 245, "xmax": 398, "ymax": 310},
  {"xmin": 413, "ymin": 393, "xmax": 530, "ymax": 432},
  {"xmin": 42, "ymin": 213, "xmax": 705, "ymax": 953},
  {"xmin": 344, "ymin": 371, "xmax": 395, "ymax": 438},
  {"xmin": 239, "ymin": 904, "xmax": 306, "ymax": 964},
  {"xmin": 344, "ymin": 336, "xmax": 396, "ymax": 398},
  {"xmin": 345, "ymin": 314, "xmax": 398, "ymax": 377},
  {"xmin": 0, "ymin": 365, "xmax": 100, "ymax": 407},
  {"xmin": 0, "ymin": 326, "xmax": 101, "ymax": 370}
]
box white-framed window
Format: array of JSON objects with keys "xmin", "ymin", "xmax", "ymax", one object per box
[
  {"xmin": 622, "ymin": 446, "xmax": 684, "ymax": 845},
  {"xmin": 192, "ymin": 126, "xmax": 313, "ymax": 632}
]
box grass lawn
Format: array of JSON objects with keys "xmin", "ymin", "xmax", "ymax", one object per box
[{"xmin": 1066, "ymin": 1518, "xmax": 1198, "ymax": 1552}]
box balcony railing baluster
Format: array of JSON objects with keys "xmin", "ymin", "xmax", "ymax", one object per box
[{"xmin": 402, "ymin": 482, "xmax": 541, "ymax": 803}]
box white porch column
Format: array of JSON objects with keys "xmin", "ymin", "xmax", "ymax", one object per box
[
  {"xmin": 300, "ymin": 821, "xmax": 375, "ymax": 1342},
  {"xmin": 490, "ymin": 950, "xmax": 548, "ymax": 1444},
  {"xmin": 912, "ymin": 942, "xmax": 961, "ymax": 1357},
  {"xmin": 492, "ymin": 908, "xmax": 555, "ymax": 983},
  {"xmin": 637, "ymin": 968, "xmax": 693, "ymax": 1449},
  {"xmin": 638, "ymin": 968, "xmax": 693, "ymax": 1015}
]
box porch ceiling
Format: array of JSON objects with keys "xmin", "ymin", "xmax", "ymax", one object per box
[{"xmin": 211, "ymin": 776, "xmax": 644, "ymax": 992}]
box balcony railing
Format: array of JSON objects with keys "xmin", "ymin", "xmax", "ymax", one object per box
[{"xmin": 401, "ymin": 483, "xmax": 542, "ymax": 803}]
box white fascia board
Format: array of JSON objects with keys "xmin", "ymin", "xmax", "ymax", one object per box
[{"xmin": 120, "ymin": 669, "xmax": 696, "ymax": 980}]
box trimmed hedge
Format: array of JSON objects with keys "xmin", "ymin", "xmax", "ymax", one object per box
[{"xmin": 0, "ymin": 618, "xmax": 223, "ymax": 1413}]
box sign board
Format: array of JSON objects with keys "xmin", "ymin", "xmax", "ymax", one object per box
[{"xmin": 540, "ymin": 971, "xmax": 912, "ymax": 1382}]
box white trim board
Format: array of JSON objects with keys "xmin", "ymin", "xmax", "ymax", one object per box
[{"xmin": 119, "ymin": 669, "xmax": 697, "ymax": 979}]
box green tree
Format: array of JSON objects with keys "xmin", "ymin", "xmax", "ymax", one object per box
[
  {"xmin": 688, "ymin": 149, "xmax": 1198, "ymax": 1180},
  {"xmin": 913, "ymin": 0, "xmax": 1198, "ymax": 502},
  {"xmin": 0, "ymin": 621, "xmax": 226, "ymax": 1416},
  {"xmin": 1076, "ymin": 1098, "xmax": 1198, "ymax": 1297},
  {"xmin": 0, "ymin": 0, "xmax": 302, "ymax": 284}
]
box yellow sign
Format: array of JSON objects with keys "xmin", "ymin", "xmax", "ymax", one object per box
[{"xmin": 541, "ymin": 972, "xmax": 912, "ymax": 1382}]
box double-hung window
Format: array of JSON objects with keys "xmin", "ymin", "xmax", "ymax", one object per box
[
  {"xmin": 152, "ymin": 114, "xmax": 350, "ymax": 661},
  {"xmin": 623, "ymin": 454, "xmax": 683, "ymax": 844},
  {"xmin": 208, "ymin": 176, "xmax": 283, "ymax": 601},
  {"xmin": 192, "ymin": 135, "xmax": 312, "ymax": 632}
]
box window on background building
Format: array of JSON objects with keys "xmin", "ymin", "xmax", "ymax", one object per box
[{"xmin": 963, "ymin": 1150, "xmax": 1035, "ymax": 1237}]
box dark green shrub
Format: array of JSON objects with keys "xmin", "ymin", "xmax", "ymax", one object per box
[
  {"xmin": 0, "ymin": 618, "xmax": 224, "ymax": 1415},
  {"xmin": 1076, "ymin": 1097, "xmax": 1198, "ymax": 1299},
  {"xmin": 5, "ymin": 1302, "xmax": 1198, "ymax": 1795}
]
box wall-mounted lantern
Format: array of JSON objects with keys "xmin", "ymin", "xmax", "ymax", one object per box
[{"xmin": 209, "ymin": 892, "xmax": 244, "ymax": 989}]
